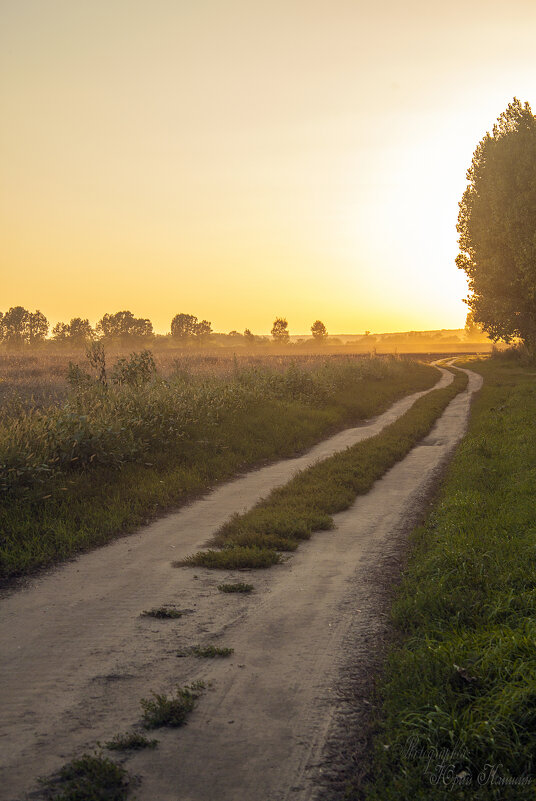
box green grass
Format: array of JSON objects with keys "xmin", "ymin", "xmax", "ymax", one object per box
[
  {"xmin": 180, "ymin": 369, "xmax": 468, "ymax": 570},
  {"xmin": 217, "ymin": 582, "xmax": 255, "ymax": 593},
  {"xmin": 0, "ymin": 358, "xmax": 437, "ymax": 583},
  {"xmin": 141, "ymin": 606, "xmax": 182, "ymax": 619},
  {"xmin": 177, "ymin": 544, "xmax": 283, "ymax": 569},
  {"xmin": 39, "ymin": 753, "xmax": 129, "ymax": 801},
  {"xmin": 140, "ymin": 682, "xmax": 204, "ymax": 729},
  {"xmin": 190, "ymin": 644, "xmax": 234, "ymax": 658},
  {"xmin": 359, "ymin": 359, "xmax": 536, "ymax": 801},
  {"xmin": 104, "ymin": 731, "xmax": 158, "ymax": 751}
]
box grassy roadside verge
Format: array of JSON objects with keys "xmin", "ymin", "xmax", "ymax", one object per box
[
  {"xmin": 360, "ymin": 359, "xmax": 536, "ymax": 801},
  {"xmin": 180, "ymin": 369, "xmax": 468, "ymax": 570},
  {"xmin": 0, "ymin": 360, "xmax": 436, "ymax": 583}
]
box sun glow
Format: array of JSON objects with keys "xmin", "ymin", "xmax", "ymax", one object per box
[{"xmin": 1, "ymin": 1, "xmax": 536, "ymax": 334}]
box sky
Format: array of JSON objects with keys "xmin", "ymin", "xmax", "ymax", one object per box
[{"xmin": 1, "ymin": 0, "xmax": 536, "ymax": 335}]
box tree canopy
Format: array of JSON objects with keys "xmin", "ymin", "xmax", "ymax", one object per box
[
  {"xmin": 456, "ymin": 98, "xmax": 536, "ymax": 353},
  {"xmin": 310, "ymin": 320, "xmax": 328, "ymax": 341},
  {"xmin": 271, "ymin": 317, "xmax": 289, "ymax": 343},
  {"xmin": 0, "ymin": 306, "xmax": 49, "ymax": 346}
]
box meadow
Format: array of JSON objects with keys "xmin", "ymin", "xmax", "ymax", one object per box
[{"xmin": 0, "ymin": 349, "xmax": 437, "ymax": 582}]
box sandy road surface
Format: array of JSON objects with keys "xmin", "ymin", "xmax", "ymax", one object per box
[{"xmin": 0, "ymin": 367, "xmax": 481, "ymax": 800}]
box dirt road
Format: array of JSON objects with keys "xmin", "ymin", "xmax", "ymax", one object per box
[{"xmin": 0, "ymin": 367, "xmax": 481, "ymax": 800}]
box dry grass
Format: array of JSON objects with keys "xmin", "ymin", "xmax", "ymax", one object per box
[{"xmin": 0, "ymin": 345, "xmax": 483, "ymax": 409}]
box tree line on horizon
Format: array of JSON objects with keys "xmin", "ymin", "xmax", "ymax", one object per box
[{"xmin": 0, "ymin": 307, "xmax": 330, "ymax": 348}]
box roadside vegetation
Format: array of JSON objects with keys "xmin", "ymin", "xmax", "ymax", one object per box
[
  {"xmin": 180, "ymin": 369, "xmax": 468, "ymax": 570},
  {"xmin": 0, "ymin": 353, "xmax": 436, "ymax": 582},
  {"xmin": 360, "ymin": 358, "xmax": 536, "ymax": 800}
]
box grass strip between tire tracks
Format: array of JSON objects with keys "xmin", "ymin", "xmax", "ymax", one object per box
[
  {"xmin": 179, "ymin": 368, "xmax": 469, "ymax": 570},
  {"xmin": 357, "ymin": 358, "xmax": 536, "ymax": 801}
]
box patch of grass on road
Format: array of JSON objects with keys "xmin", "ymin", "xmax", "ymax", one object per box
[
  {"xmin": 181, "ymin": 369, "xmax": 468, "ymax": 570},
  {"xmin": 140, "ymin": 682, "xmax": 204, "ymax": 729},
  {"xmin": 104, "ymin": 731, "xmax": 158, "ymax": 751},
  {"xmin": 190, "ymin": 645, "xmax": 234, "ymax": 658},
  {"xmin": 39, "ymin": 753, "xmax": 129, "ymax": 801},
  {"xmin": 0, "ymin": 359, "xmax": 436, "ymax": 583},
  {"xmin": 141, "ymin": 607, "xmax": 182, "ymax": 619},
  {"xmin": 360, "ymin": 359, "xmax": 536, "ymax": 801},
  {"xmin": 218, "ymin": 582, "xmax": 254, "ymax": 593}
]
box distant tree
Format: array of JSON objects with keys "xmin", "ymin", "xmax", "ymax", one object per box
[
  {"xmin": 194, "ymin": 319, "xmax": 212, "ymax": 343},
  {"xmin": 27, "ymin": 310, "xmax": 49, "ymax": 345},
  {"xmin": 1, "ymin": 306, "xmax": 48, "ymax": 347},
  {"xmin": 170, "ymin": 313, "xmax": 199, "ymax": 342},
  {"xmin": 97, "ymin": 311, "xmax": 153, "ymax": 342},
  {"xmin": 457, "ymin": 98, "xmax": 536, "ymax": 354},
  {"xmin": 310, "ymin": 320, "xmax": 328, "ymax": 342},
  {"xmin": 53, "ymin": 318, "xmax": 94, "ymax": 345},
  {"xmin": 271, "ymin": 317, "xmax": 290, "ymax": 344},
  {"xmin": 243, "ymin": 328, "xmax": 256, "ymax": 345}
]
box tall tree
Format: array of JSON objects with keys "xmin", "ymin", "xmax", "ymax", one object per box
[
  {"xmin": 194, "ymin": 319, "xmax": 212, "ymax": 343},
  {"xmin": 170, "ymin": 313, "xmax": 199, "ymax": 342},
  {"xmin": 53, "ymin": 318, "xmax": 94, "ymax": 345},
  {"xmin": 97, "ymin": 310, "xmax": 153, "ymax": 342},
  {"xmin": 271, "ymin": 317, "xmax": 290, "ymax": 344},
  {"xmin": 456, "ymin": 98, "xmax": 536, "ymax": 354},
  {"xmin": 26, "ymin": 310, "xmax": 49, "ymax": 344},
  {"xmin": 310, "ymin": 320, "xmax": 328, "ymax": 342},
  {"xmin": 0, "ymin": 306, "xmax": 48, "ymax": 346}
]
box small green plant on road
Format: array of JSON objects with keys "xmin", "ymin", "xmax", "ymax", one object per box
[
  {"xmin": 218, "ymin": 582, "xmax": 254, "ymax": 593},
  {"xmin": 39, "ymin": 753, "xmax": 129, "ymax": 801},
  {"xmin": 140, "ymin": 682, "xmax": 205, "ymax": 729},
  {"xmin": 104, "ymin": 731, "xmax": 158, "ymax": 751}
]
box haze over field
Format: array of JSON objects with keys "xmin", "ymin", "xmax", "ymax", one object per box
[{"xmin": 1, "ymin": 0, "xmax": 535, "ymax": 334}]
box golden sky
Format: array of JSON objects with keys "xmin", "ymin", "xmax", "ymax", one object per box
[{"xmin": 1, "ymin": 0, "xmax": 535, "ymax": 334}]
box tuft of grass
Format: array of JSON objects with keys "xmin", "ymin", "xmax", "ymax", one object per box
[
  {"xmin": 190, "ymin": 644, "xmax": 234, "ymax": 658},
  {"xmin": 140, "ymin": 682, "xmax": 204, "ymax": 729},
  {"xmin": 104, "ymin": 731, "xmax": 158, "ymax": 751},
  {"xmin": 141, "ymin": 607, "xmax": 182, "ymax": 619},
  {"xmin": 39, "ymin": 753, "xmax": 129, "ymax": 801},
  {"xmin": 177, "ymin": 545, "xmax": 283, "ymax": 570},
  {"xmin": 181, "ymin": 369, "xmax": 468, "ymax": 570},
  {"xmin": 359, "ymin": 359, "xmax": 536, "ymax": 800},
  {"xmin": 218, "ymin": 582, "xmax": 254, "ymax": 593}
]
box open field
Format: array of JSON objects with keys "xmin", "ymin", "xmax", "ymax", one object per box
[
  {"xmin": 0, "ymin": 345, "xmax": 491, "ymax": 408},
  {"xmin": 0, "ymin": 353, "xmax": 437, "ymax": 582},
  {"xmin": 357, "ymin": 357, "xmax": 536, "ymax": 800},
  {"xmin": 0, "ymin": 364, "xmax": 479, "ymax": 801}
]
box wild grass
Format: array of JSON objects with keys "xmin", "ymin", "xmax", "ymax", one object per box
[
  {"xmin": 190, "ymin": 645, "xmax": 234, "ymax": 658},
  {"xmin": 181, "ymin": 369, "xmax": 468, "ymax": 570},
  {"xmin": 140, "ymin": 682, "xmax": 204, "ymax": 729},
  {"xmin": 217, "ymin": 582, "xmax": 254, "ymax": 593},
  {"xmin": 360, "ymin": 359, "xmax": 536, "ymax": 801},
  {"xmin": 141, "ymin": 607, "xmax": 182, "ymax": 619},
  {"xmin": 39, "ymin": 753, "xmax": 129, "ymax": 801},
  {"xmin": 1, "ymin": 355, "xmax": 437, "ymax": 582},
  {"xmin": 104, "ymin": 731, "xmax": 158, "ymax": 751}
]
